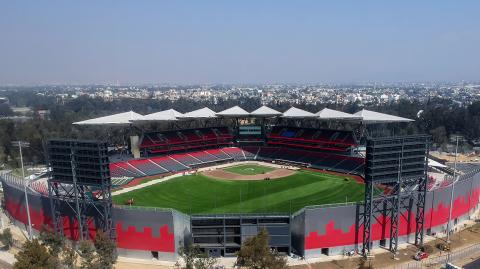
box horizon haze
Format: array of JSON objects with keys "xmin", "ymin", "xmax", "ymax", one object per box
[{"xmin": 1, "ymin": 1, "xmax": 479, "ymax": 85}]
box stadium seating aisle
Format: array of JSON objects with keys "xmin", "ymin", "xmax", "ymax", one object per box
[
  {"xmin": 222, "ymin": 147, "xmax": 246, "ymax": 161},
  {"xmin": 242, "ymin": 147, "xmax": 259, "ymax": 160},
  {"xmin": 188, "ymin": 151, "xmax": 219, "ymax": 163},
  {"xmin": 127, "ymin": 159, "xmax": 168, "ymax": 176},
  {"xmin": 204, "ymin": 149, "xmax": 232, "ymax": 160},
  {"xmin": 110, "ymin": 162, "xmax": 143, "ymax": 178},
  {"xmin": 151, "ymin": 156, "xmax": 189, "ymax": 172},
  {"xmin": 169, "ymin": 153, "xmax": 202, "ymax": 166}
]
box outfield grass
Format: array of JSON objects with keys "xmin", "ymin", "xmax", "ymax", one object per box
[
  {"xmin": 112, "ymin": 170, "xmax": 366, "ymax": 214},
  {"xmin": 223, "ymin": 164, "xmax": 275, "ymax": 175}
]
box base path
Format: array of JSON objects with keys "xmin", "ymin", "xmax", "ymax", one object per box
[{"xmin": 201, "ymin": 168, "xmax": 296, "ymax": 181}]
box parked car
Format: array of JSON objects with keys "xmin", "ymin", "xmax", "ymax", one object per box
[{"xmin": 414, "ymin": 251, "xmax": 429, "ymax": 261}]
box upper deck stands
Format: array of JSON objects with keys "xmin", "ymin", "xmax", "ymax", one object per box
[
  {"xmin": 267, "ymin": 126, "xmax": 357, "ymax": 152},
  {"xmin": 139, "ymin": 127, "xmax": 234, "ymax": 155}
]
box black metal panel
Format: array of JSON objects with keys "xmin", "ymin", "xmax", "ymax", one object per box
[
  {"xmin": 361, "ymin": 135, "xmax": 430, "ymax": 257},
  {"xmin": 365, "ymin": 135, "xmax": 429, "ymax": 183},
  {"xmin": 47, "ymin": 139, "xmax": 114, "ymax": 241}
]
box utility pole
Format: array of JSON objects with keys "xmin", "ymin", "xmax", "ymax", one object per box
[
  {"xmin": 11, "ymin": 141, "xmax": 33, "ymax": 240},
  {"xmin": 446, "ymin": 136, "xmax": 459, "ymax": 244}
]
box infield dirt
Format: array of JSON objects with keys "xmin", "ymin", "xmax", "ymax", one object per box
[{"xmin": 201, "ymin": 168, "xmax": 296, "ymax": 180}]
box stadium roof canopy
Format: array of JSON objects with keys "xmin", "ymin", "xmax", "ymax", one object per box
[
  {"xmin": 179, "ymin": 107, "xmax": 217, "ymax": 119},
  {"xmin": 250, "ymin": 105, "xmax": 282, "ymax": 117},
  {"xmin": 316, "ymin": 108, "xmax": 361, "ymax": 121},
  {"xmin": 72, "ymin": 106, "xmax": 416, "ymax": 125},
  {"xmin": 354, "ymin": 109, "xmax": 414, "ymax": 123},
  {"xmin": 134, "ymin": 109, "xmax": 182, "ymax": 122},
  {"xmin": 73, "ymin": 111, "xmax": 143, "ymax": 126},
  {"xmin": 216, "ymin": 106, "xmax": 250, "ymax": 117},
  {"xmin": 428, "ymin": 158, "xmax": 447, "ymax": 168},
  {"xmin": 282, "ymin": 107, "xmax": 316, "ymax": 118}
]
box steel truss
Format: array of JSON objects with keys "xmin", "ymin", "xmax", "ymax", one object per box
[
  {"xmin": 47, "ymin": 140, "xmax": 114, "ymax": 241},
  {"xmin": 360, "ymin": 135, "xmax": 430, "ymax": 256}
]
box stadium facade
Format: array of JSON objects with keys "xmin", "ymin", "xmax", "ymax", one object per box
[{"xmin": 1, "ymin": 106, "xmax": 479, "ymax": 261}]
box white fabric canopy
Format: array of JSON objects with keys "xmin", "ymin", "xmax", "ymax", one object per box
[
  {"xmin": 250, "ymin": 105, "xmax": 282, "ymax": 117},
  {"xmin": 73, "ymin": 111, "xmax": 143, "ymax": 125},
  {"xmin": 216, "ymin": 106, "xmax": 250, "ymax": 117},
  {"xmin": 316, "ymin": 108, "xmax": 361, "ymax": 120},
  {"xmin": 428, "ymin": 158, "xmax": 447, "ymax": 168},
  {"xmin": 282, "ymin": 107, "xmax": 316, "ymax": 118},
  {"xmin": 134, "ymin": 109, "xmax": 182, "ymax": 122},
  {"xmin": 179, "ymin": 107, "xmax": 217, "ymax": 118},
  {"xmin": 354, "ymin": 109, "xmax": 414, "ymax": 123}
]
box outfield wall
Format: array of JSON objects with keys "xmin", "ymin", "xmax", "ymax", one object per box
[
  {"xmin": 1, "ymin": 171, "xmax": 479, "ymax": 260},
  {"xmin": 301, "ymin": 173, "xmax": 480, "ymax": 258},
  {"xmin": 0, "ymin": 179, "xmax": 186, "ymax": 261}
]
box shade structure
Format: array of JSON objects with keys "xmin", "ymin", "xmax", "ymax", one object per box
[
  {"xmin": 282, "ymin": 107, "xmax": 316, "ymax": 118},
  {"xmin": 179, "ymin": 107, "xmax": 217, "ymax": 119},
  {"xmin": 316, "ymin": 108, "xmax": 362, "ymax": 121},
  {"xmin": 250, "ymin": 105, "xmax": 282, "ymax": 117},
  {"xmin": 216, "ymin": 106, "xmax": 250, "ymax": 117},
  {"xmin": 73, "ymin": 111, "xmax": 143, "ymax": 126},
  {"xmin": 134, "ymin": 109, "xmax": 182, "ymax": 122},
  {"xmin": 354, "ymin": 109, "xmax": 414, "ymax": 123},
  {"xmin": 428, "ymin": 158, "xmax": 447, "ymax": 168}
]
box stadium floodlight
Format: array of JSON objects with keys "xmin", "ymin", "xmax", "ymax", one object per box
[{"xmin": 11, "ymin": 140, "xmax": 33, "ymax": 240}]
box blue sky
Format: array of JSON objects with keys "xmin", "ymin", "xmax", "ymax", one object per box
[{"xmin": 0, "ymin": 1, "xmax": 479, "ymax": 85}]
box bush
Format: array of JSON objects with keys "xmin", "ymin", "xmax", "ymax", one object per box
[
  {"xmin": 0, "ymin": 228, "xmax": 13, "ymax": 249},
  {"xmin": 421, "ymin": 245, "xmax": 434, "ymax": 254}
]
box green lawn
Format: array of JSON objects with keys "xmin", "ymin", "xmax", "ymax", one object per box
[
  {"xmin": 112, "ymin": 170, "xmax": 366, "ymax": 214},
  {"xmin": 223, "ymin": 164, "xmax": 275, "ymax": 175}
]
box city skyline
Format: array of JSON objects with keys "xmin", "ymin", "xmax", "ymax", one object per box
[{"xmin": 1, "ymin": 1, "xmax": 479, "ymax": 85}]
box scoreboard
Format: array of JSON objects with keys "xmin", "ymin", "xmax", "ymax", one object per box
[{"xmin": 239, "ymin": 125, "xmax": 262, "ymax": 135}]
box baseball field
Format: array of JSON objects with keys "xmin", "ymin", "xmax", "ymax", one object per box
[{"xmin": 112, "ymin": 164, "xmax": 367, "ymax": 214}]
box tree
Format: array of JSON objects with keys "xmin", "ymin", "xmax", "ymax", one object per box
[
  {"xmin": 14, "ymin": 239, "xmax": 56, "ymax": 269},
  {"xmin": 0, "ymin": 228, "xmax": 13, "ymax": 249},
  {"xmin": 93, "ymin": 231, "xmax": 117, "ymax": 269},
  {"xmin": 61, "ymin": 245, "xmax": 78, "ymax": 269},
  {"xmin": 78, "ymin": 240, "xmax": 95, "ymax": 269},
  {"xmin": 235, "ymin": 229, "xmax": 287, "ymax": 269},
  {"xmin": 39, "ymin": 225, "xmax": 65, "ymax": 258},
  {"xmin": 176, "ymin": 244, "xmax": 217, "ymax": 269}
]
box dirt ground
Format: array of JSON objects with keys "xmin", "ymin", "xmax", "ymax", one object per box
[
  {"xmin": 201, "ymin": 168, "xmax": 295, "ymax": 180},
  {"xmin": 115, "ymin": 262, "xmax": 172, "ymax": 269},
  {"xmin": 430, "ymin": 151, "xmax": 480, "ymax": 163}
]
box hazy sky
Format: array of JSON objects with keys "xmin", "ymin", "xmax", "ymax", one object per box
[{"xmin": 1, "ymin": 1, "xmax": 479, "ymax": 85}]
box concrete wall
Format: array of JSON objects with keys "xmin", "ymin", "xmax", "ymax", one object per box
[
  {"xmin": 301, "ymin": 174, "xmax": 480, "ymax": 258},
  {"xmin": 0, "ymin": 180, "xmax": 180, "ymax": 261}
]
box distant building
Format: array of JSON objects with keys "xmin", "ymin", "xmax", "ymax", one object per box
[
  {"xmin": 0, "ymin": 97, "xmax": 9, "ymax": 105},
  {"xmin": 37, "ymin": 109, "xmax": 50, "ymax": 120}
]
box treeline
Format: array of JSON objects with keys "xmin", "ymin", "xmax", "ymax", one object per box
[{"xmin": 1, "ymin": 92, "xmax": 479, "ymax": 167}]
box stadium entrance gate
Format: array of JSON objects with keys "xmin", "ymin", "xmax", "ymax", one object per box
[{"xmin": 190, "ymin": 214, "xmax": 291, "ymax": 257}]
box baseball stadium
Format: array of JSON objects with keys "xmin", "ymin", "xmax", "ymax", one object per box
[{"xmin": 1, "ymin": 105, "xmax": 479, "ymax": 262}]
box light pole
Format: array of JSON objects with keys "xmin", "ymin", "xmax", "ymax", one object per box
[
  {"xmin": 446, "ymin": 136, "xmax": 459, "ymax": 244},
  {"xmin": 11, "ymin": 141, "xmax": 33, "ymax": 240}
]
